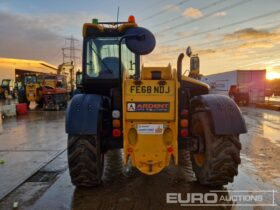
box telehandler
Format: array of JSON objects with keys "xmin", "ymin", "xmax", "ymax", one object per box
[
  {"xmin": 25, "ymin": 74, "xmax": 44, "ymax": 109},
  {"xmin": 0, "ymin": 79, "xmax": 15, "ymax": 99},
  {"xmin": 66, "ymin": 16, "xmax": 247, "ymax": 187}
]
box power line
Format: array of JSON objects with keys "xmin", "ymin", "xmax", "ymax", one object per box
[
  {"xmin": 151, "ymin": 0, "xmax": 227, "ymax": 28},
  {"xmin": 159, "ymin": 19, "xmax": 280, "ymax": 56},
  {"xmin": 161, "ymin": 23, "xmax": 280, "ymax": 56},
  {"xmin": 160, "ymin": 9, "xmax": 280, "ymax": 44},
  {"xmin": 139, "ymin": 0, "xmax": 169, "ymax": 12},
  {"xmin": 62, "ymin": 36, "xmax": 80, "ymax": 66},
  {"xmin": 156, "ymin": 0, "xmax": 254, "ymax": 34},
  {"xmin": 207, "ymin": 47, "xmax": 280, "ymax": 70},
  {"xmin": 140, "ymin": 0, "xmax": 191, "ymax": 22}
]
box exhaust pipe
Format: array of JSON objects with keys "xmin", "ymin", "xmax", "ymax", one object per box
[{"xmin": 177, "ymin": 53, "xmax": 184, "ymax": 82}]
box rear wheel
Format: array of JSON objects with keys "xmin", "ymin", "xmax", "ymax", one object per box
[
  {"xmin": 190, "ymin": 111, "xmax": 241, "ymax": 186},
  {"xmin": 68, "ymin": 135, "xmax": 104, "ymax": 187}
]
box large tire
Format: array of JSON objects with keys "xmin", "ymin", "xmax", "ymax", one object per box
[
  {"xmin": 68, "ymin": 135, "xmax": 104, "ymax": 187},
  {"xmin": 190, "ymin": 111, "xmax": 241, "ymax": 186}
]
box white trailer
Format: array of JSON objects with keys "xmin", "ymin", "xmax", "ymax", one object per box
[{"xmin": 202, "ymin": 70, "xmax": 266, "ymax": 103}]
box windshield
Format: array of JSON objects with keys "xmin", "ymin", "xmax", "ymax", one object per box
[
  {"xmin": 1, "ymin": 80, "xmax": 9, "ymax": 87},
  {"xmin": 85, "ymin": 37, "xmax": 136, "ymax": 79},
  {"xmin": 24, "ymin": 76, "xmax": 36, "ymax": 84}
]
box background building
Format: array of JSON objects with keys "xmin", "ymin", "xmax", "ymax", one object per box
[{"xmin": 0, "ymin": 58, "xmax": 57, "ymax": 82}]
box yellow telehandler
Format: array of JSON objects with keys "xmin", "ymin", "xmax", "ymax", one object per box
[{"xmin": 66, "ymin": 16, "xmax": 246, "ymax": 187}]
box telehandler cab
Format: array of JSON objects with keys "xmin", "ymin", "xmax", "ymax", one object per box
[{"xmin": 66, "ymin": 16, "xmax": 247, "ymax": 187}]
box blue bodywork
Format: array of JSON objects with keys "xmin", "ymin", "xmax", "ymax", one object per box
[
  {"xmin": 191, "ymin": 94, "xmax": 247, "ymax": 135},
  {"xmin": 66, "ymin": 94, "xmax": 103, "ymax": 135}
]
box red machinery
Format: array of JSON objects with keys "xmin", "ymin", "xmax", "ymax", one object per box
[{"xmin": 42, "ymin": 74, "xmax": 69, "ymax": 110}]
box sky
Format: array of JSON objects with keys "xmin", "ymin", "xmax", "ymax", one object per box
[{"xmin": 0, "ymin": 0, "xmax": 280, "ymax": 79}]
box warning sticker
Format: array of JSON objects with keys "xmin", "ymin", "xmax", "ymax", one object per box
[
  {"xmin": 127, "ymin": 102, "xmax": 169, "ymax": 112},
  {"xmin": 137, "ymin": 124, "xmax": 164, "ymax": 135}
]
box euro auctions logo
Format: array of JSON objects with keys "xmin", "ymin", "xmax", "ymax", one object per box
[{"xmin": 166, "ymin": 190, "xmax": 278, "ymax": 207}]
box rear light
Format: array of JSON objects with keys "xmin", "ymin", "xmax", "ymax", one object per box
[
  {"xmin": 112, "ymin": 110, "xmax": 121, "ymax": 118},
  {"xmin": 127, "ymin": 147, "xmax": 133, "ymax": 153},
  {"xmin": 113, "ymin": 129, "xmax": 121, "ymax": 138},
  {"xmin": 163, "ymin": 128, "xmax": 173, "ymax": 146},
  {"xmin": 128, "ymin": 128, "xmax": 138, "ymax": 145},
  {"xmin": 180, "ymin": 129, "xmax": 188, "ymax": 137},
  {"xmin": 113, "ymin": 119, "xmax": 121, "ymax": 128},
  {"xmin": 181, "ymin": 109, "xmax": 188, "ymax": 117},
  {"xmin": 167, "ymin": 146, "xmax": 174, "ymax": 153},
  {"xmin": 180, "ymin": 119, "xmax": 189, "ymax": 127}
]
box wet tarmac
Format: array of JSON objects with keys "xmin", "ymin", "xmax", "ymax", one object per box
[
  {"xmin": 0, "ymin": 107, "xmax": 279, "ymax": 210},
  {"xmin": 0, "ymin": 111, "xmax": 66, "ymax": 200}
]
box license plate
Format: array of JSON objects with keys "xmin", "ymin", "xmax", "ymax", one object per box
[{"xmin": 128, "ymin": 85, "xmax": 171, "ymax": 95}]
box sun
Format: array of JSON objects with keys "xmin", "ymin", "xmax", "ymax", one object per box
[{"xmin": 266, "ymin": 71, "xmax": 280, "ymax": 80}]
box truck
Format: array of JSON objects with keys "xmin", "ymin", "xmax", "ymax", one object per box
[{"xmin": 202, "ymin": 70, "xmax": 266, "ymax": 105}]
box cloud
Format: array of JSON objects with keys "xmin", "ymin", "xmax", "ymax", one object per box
[
  {"xmin": 238, "ymin": 41, "xmax": 274, "ymax": 50},
  {"xmin": 224, "ymin": 28, "xmax": 278, "ymax": 40},
  {"xmin": 0, "ymin": 10, "xmax": 111, "ymax": 66},
  {"xmin": 213, "ymin": 12, "xmax": 227, "ymax": 17},
  {"xmin": 197, "ymin": 49, "xmax": 216, "ymax": 55},
  {"xmin": 182, "ymin": 7, "xmax": 203, "ymax": 19},
  {"xmin": 175, "ymin": 31, "xmax": 190, "ymax": 37},
  {"xmin": 163, "ymin": 4, "xmax": 181, "ymax": 13},
  {"xmin": 0, "ymin": 10, "xmax": 66, "ymax": 65}
]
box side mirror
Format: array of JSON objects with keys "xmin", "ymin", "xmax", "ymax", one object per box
[
  {"xmin": 186, "ymin": 46, "xmax": 192, "ymax": 57},
  {"xmin": 125, "ymin": 27, "xmax": 156, "ymax": 55}
]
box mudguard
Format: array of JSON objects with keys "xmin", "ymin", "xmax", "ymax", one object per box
[
  {"xmin": 66, "ymin": 94, "xmax": 103, "ymax": 135},
  {"xmin": 191, "ymin": 94, "xmax": 247, "ymax": 135}
]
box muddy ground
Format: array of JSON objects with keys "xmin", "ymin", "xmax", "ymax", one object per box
[{"xmin": 0, "ymin": 107, "xmax": 279, "ymax": 210}]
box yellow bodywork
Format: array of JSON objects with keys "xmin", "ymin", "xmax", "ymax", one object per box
[
  {"xmin": 122, "ymin": 65, "xmax": 179, "ymax": 175},
  {"xmin": 26, "ymin": 83, "xmax": 42, "ymax": 103}
]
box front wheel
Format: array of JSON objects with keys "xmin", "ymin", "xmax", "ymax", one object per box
[
  {"xmin": 190, "ymin": 111, "xmax": 241, "ymax": 186},
  {"xmin": 68, "ymin": 135, "xmax": 104, "ymax": 187}
]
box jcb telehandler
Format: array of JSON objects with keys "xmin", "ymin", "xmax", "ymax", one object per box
[{"xmin": 66, "ymin": 16, "xmax": 247, "ymax": 187}]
